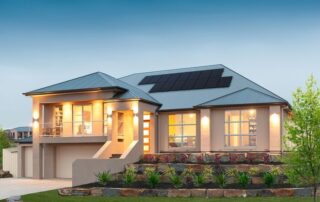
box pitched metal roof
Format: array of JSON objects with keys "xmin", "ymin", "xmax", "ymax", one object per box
[
  {"xmin": 197, "ymin": 87, "xmax": 286, "ymax": 107},
  {"xmin": 24, "ymin": 72, "xmax": 161, "ymax": 105},
  {"xmin": 120, "ymin": 64, "xmax": 288, "ymax": 110},
  {"xmin": 11, "ymin": 127, "xmax": 32, "ymax": 132}
]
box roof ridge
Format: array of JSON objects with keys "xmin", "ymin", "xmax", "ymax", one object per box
[
  {"xmin": 197, "ymin": 87, "xmax": 286, "ymax": 107},
  {"xmin": 119, "ymin": 64, "xmax": 223, "ymax": 79}
]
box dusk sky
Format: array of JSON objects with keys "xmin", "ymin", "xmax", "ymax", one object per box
[{"xmin": 0, "ymin": 0, "xmax": 319, "ymax": 129}]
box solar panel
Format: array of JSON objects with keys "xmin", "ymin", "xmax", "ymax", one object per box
[{"xmin": 139, "ymin": 68, "xmax": 232, "ymax": 93}]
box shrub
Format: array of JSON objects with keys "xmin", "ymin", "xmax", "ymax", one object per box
[
  {"xmin": 144, "ymin": 167, "xmax": 161, "ymax": 188},
  {"xmin": 263, "ymin": 172, "xmax": 276, "ymax": 187},
  {"xmin": 237, "ymin": 172, "xmax": 251, "ymax": 188},
  {"xmin": 270, "ymin": 167, "xmax": 282, "ymax": 176},
  {"xmin": 202, "ymin": 165, "xmax": 214, "ymax": 183},
  {"xmin": 170, "ymin": 174, "xmax": 183, "ymax": 188},
  {"xmin": 123, "ymin": 166, "xmax": 136, "ymax": 186},
  {"xmin": 96, "ymin": 171, "xmax": 112, "ymax": 186},
  {"xmin": 215, "ymin": 172, "xmax": 227, "ymax": 188},
  {"xmin": 248, "ymin": 167, "xmax": 260, "ymax": 176},
  {"xmin": 193, "ymin": 173, "xmax": 205, "ymax": 187},
  {"xmin": 181, "ymin": 167, "xmax": 195, "ymax": 184},
  {"xmin": 164, "ymin": 166, "xmax": 176, "ymax": 177},
  {"xmin": 226, "ymin": 168, "xmax": 238, "ymax": 177}
]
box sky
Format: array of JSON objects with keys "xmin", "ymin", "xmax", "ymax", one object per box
[{"xmin": 0, "ymin": 0, "xmax": 319, "ymax": 129}]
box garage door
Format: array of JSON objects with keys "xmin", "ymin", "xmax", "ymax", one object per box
[
  {"xmin": 24, "ymin": 147, "xmax": 33, "ymax": 178},
  {"xmin": 55, "ymin": 144, "xmax": 101, "ymax": 179}
]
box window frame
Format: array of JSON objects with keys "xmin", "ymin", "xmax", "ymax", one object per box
[
  {"xmin": 72, "ymin": 104, "xmax": 93, "ymax": 135},
  {"xmin": 168, "ymin": 113, "xmax": 197, "ymax": 149},
  {"xmin": 224, "ymin": 109, "xmax": 257, "ymax": 147}
]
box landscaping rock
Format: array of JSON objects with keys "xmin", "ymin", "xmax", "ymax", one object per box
[
  {"xmin": 90, "ymin": 188, "xmax": 103, "ymax": 196},
  {"xmin": 157, "ymin": 163, "xmax": 169, "ymax": 173},
  {"xmin": 170, "ymin": 163, "xmax": 185, "ymax": 172},
  {"xmin": 58, "ymin": 188, "xmax": 91, "ymax": 196},
  {"xmin": 203, "ymin": 153, "xmax": 214, "ymax": 163},
  {"xmin": 158, "ymin": 154, "xmax": 176, "ymax": 163},
  {"xmin": 229, "ymin": 153, "xmax": 246, "ymax": 163},
  {"xmin": 141, "ymin": 154, "xmax": 158, "ymax": 163},
  {"xmin": 251, "ymin": 177, "xmax": 263, "ymax": 185},
  {"xmin": 119, "ymin": 188, "xmax": 144, "ymax": 197},
  {"xmin": 6, "ymin": 196, "xmax": 21, "ymax": 202},
  {"xmin": 246, "ymin": 189, "xmax": 260, "ymax": 197},
  {"xmin": 190, "ymin": 189, "xmax": 206, "ymax": 197},
  {"xmin": 294, "ymin": 188, "xmax": 313, "ymax": 197},
  {"xmin": 168, "ymin": 189, "xmax": 191, "ymax": 197},
  {"xmin": 175, "ymin": 153, "xmax": 188, "ymax": 163},
  {"xmin": 0, "ymin": 170, "xmax": 13, "ymax": 178},
  {"xmin": 224, "ymin": 189, "xmax": 246, "ymax": 198},
  {"xmin": 156, "ymin": 189, "xmax": 169, "ymax": 197},
  {"xmin": 271, "ymin": 188, "xmax": 294, "ymax": 197},
  {"xmin": 246, "ymin": 153, "xmax": 269, "ymax": 163},
  {"xmin": 136, "ymin": 174, "xmax": 146, "ymax": 181},
  {"xmin": 141, "ymin": 189, "xmax": 158, "ymax": 197},
  {"xmin": 219, "ymin": 154, "xmax": 230, "ymax": 164},
  {"xmin": 207, "ymin": 189, "xmax": 224, "ymax": 198},
  {"xmin": 103, "ymin": 188, "xmax": 120, "ymax": 196},
  {"xmin": 260, "ymin": 189, "xmax": 274, "ymax": 197}
]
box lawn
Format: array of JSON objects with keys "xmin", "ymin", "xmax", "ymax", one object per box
[{"xmin": 18, "ymin": 190, "xmax": 314, "ymax": 202}]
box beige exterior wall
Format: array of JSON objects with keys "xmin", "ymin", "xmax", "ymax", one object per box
[
  {"xmin": 55, "ymin": 144, "xmax": 102, "ymax": 179},
  {"xmin": 24, "ymin": 147, "xmax": 33, "ymax": 178},
  {"xmin": 2, "ymin": 147, "xmax": 18, "ymax": 177}
]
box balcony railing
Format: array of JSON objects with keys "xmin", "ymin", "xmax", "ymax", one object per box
[{"xmin": 40, "ymin": 121, "xmax": 107, "ymax": 137}]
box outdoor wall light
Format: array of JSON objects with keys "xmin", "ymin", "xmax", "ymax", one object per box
[
  {"xmin": 271, "ymin": 113, "xmax": 280, "ymax": 125},
  {"xmin": 33, "ymin": 118, "xmax": 39, "ymax": 128}
]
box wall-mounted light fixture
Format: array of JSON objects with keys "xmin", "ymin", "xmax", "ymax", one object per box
[
  {"xmin": 107, "ymin": 108, "xmax": 112, "ymax": 124},
  {"xmin": 201, "ymin": 116, "xmax": 209, "ymax": 126},
  {"xmin": 133, "ymin": 105, "xmax": 139, "ymax": 118},
  {"xmin": 271, "ymin": 113, "xmax": 280, "ymax": 126},
  {"xmin": 33, "ymin": 118, "xmax": 39, "ymax": 128}
]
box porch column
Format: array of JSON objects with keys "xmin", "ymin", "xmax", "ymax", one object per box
[
  {"xmin": 269, "ymin": 106, "xmax": 281, "ymax": 152},
  {"xmin": 200, "ymin": 109, "xmax": 211, "ymax": 152},
  {"xmin": 32, "ymin": 100, "xmax": 43, "ymax": 179}
]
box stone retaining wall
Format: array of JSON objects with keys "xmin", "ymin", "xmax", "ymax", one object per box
[{"xmin": 59, "ymin": 187, "xmax": 313, "ymax": 198}]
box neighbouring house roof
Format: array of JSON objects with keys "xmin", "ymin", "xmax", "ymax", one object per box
[
  {"xmin": 24, "ymin": 64, "xmax": 289, "ymax": 110},
  {"xmin": 24, "ymin": 72, "xmax": 161, "ymax": 105},
  {"xmin": 10, "ymin": 127, "xmax": 32, "ymax": 132},
  {"xmin": 120, "ymin": 64, "xmax": 288, "ymax": 110}
]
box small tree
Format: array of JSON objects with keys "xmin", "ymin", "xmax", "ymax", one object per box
[
  {"xmin": 283, "ymin": 75, "xmax": 320, "ymax": 202},
  {"xmin": 0, "ymin": 129, "xmax": 11, "ymax": 169}
]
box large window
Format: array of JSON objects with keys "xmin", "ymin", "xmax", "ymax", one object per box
[
  {"xmin": 73, "ymin": 105, "xmax": 92, "ymax": 135},
  {"xmin": 225, "ymin": 110, "xmax": 257, "ymax": 147},
  {"xmin": 168, "ymin": 113, "xmax": 196, "ymax": 148}
]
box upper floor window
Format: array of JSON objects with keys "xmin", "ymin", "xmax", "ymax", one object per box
[
  {"xmin": 73, "ymin": 105, "xmax": 92, "ymax": 135},
  {"xmin": 168, "ymin": 113, "xmax": 196, "ymax": 148},
  {"xmin": 225, "ymin": 109, "xmax": 257, "ymax": 147}
]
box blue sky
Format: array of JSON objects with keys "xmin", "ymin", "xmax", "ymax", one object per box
[{"xmin": 0, "ymin": 0, "xmax": 319, "ymax": 129}]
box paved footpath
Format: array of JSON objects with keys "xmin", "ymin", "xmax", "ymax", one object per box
[{"xmin": 0, "ymin": 178, "xmax": 71, "ymax": 200}]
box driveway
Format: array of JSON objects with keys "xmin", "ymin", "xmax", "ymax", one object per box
[{"xmin": 0, "ymin": 178, "xmax": 71, "ymax": 200}]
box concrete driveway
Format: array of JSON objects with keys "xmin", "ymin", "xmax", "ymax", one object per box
[{"xmin": 0, "ymin": 178, "xmax": 71, "ymax": 200}]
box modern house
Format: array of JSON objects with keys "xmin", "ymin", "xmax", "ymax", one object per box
[
  {"xmin": 19, "ymin": 64, "xmax": 289, "ymax": 185},
  {"xmin": 5, "ymin": 127, "xmax": 32, "ymax": 140}
]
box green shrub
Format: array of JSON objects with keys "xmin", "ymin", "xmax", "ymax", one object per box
[
  {"xmin": 95, "ymin": 170, "xmax": 112, "ymax": 186},
  {"xmin": 123, "ymin": 166, "xmax": 136, "ymax": 186},
  {"xmin": 193, "ymin": 174, "xmax": 205, "ymax": 187},
  {"xmin": 226, "ymin": 168, "xmax": 238, "ymax": 177},
  {"xmin": 248, "ymin": 167, "xmax": 260, "ymax": 176},
  {"xmin": 181, "ymin": 167, "xmax": 195, "ymax": 184},
  {"xmin": 263, "ymin": 172, "xmax": 276, "ymax": 187},
  {"xmin": 144, "ymin": 167, "xmax": 161, "ymax": 188},
  {"xmin": 237, "ymin": 172, "xmax": 250, "ymax": 188},
  {"xmin": 202, "ymin": 165, "xmax": 214, "ymax": 183},
  {"xmin": 0, "ymin": 129, "xmax": 11, "ymax": 169},
  {"xmin": 170, "ymin": 174, "xmax": 183, "ymax": 188},
  {"xmin": 215, "ymin": 172, "xmax": 227, "ymax": 188}
]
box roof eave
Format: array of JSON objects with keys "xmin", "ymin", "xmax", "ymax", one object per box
[
  {"xmin": 195, "ymin": 101, "xmax": 290, "ymax": 109},
  {"xmin": 23, "ymin": 87, "xmax": 127, "ymax": 96}
]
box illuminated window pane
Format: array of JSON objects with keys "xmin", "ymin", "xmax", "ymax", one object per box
[
  {"xmin": 183, "ymin": 125, "xmax": 196, "ymax": 136},
  {"xmin": 169, "ymin": 114, "xmax": 182, "ymax": 125},
  {"xmin": 144, "ymin": 145, "xmax": 149, "ymax": 151},
  {"xmin": 225, "ymin": 123, "xmax": 229, "ymax": 135},
  {"xmin": 241, "ymin": 123, "xmax": 249, "ymax": 135},
  {"xmin": 228, "ymin": 111, "xmax": 240, "ymax": 122},
  {"xmin": 144, "ymin": 137, "xmax": 149, "ymax": 143},
  {"xmin": 229, "ymin": 136, "xmax": 240, "ymax": 147},
  {"xmin": 183, "ymin": 113, "xmax": 196, "ymax": 124},
  {"xmin": 143, "ymin": 122, "xmax": 150, "ymax": 128},
  {"xmin": 230, "ymin": 123, "xmax": 240, "ymax": 135},
  {"xmin": 169, "ymin": 126, "xmax": 182, "ymax": 137},
  {"xmin": 143, "ymin": 114, "xmax": 150, "ymax": 120},
  {"xmin": 143, "ymin": 129, "xmax": 149, "ymax": 136}
]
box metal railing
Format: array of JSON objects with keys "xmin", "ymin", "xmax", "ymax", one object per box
[{"xmin": 40, "ymin": 121, "xmax": 107, "ymax": 137}]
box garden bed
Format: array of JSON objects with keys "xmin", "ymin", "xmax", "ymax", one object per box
[{"xmin": 59, "ymin": 187, "xmax": 314, "ymax": 198}]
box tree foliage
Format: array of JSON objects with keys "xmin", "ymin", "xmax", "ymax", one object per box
[
  {"xmin": 0, "ymin": 128, "xmax": 11, "ymax": 169},
  {"xmin": 283, "ymin": 75, "xmax": 320, "ymax": 202}
]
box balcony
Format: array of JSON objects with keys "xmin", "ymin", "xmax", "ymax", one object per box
[{"xmin": 39, "ymin": 121, "xmax": 108, "ymax": 144}]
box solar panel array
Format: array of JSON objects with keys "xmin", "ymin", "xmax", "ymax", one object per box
[{"xmin": 138, "ymin": 68, "xmax": 232, "ymax": 93}]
